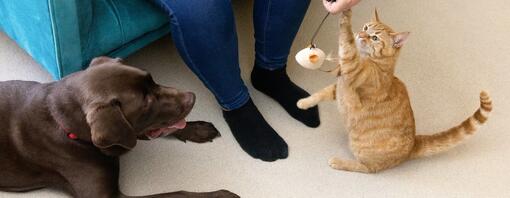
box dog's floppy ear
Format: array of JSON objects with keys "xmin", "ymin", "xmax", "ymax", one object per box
[
  {"xmin": 89, "ymin": 56, "xmax": 123, "ymax": 67},
  {"xmin": 86, "ymin": 99, "xmax": 136, "ymax": 155}
]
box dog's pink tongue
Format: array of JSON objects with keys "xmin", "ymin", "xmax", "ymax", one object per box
[
  {"xmin": 169, "ymin": 119, "xmax": 186, "ymax": 129},
  {"xmin": 146, "ymin": 129, "xmax": 163, "ymax": 139}
]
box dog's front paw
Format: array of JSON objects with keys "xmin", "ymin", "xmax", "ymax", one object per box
[
  {"xmin": 172, "ymin": 121, "xmax": 221, "ymax": 143},
  {"xmin": 209, "ymin": 190, "xmax": 240, "ymax": 198},
  {"xmin": 297, "ymin": 98, "xmax": 313, "ymax": 110}
]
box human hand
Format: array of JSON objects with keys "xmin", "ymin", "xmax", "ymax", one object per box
[{"xmin": 322, "ymin": 0, "xmax": 361, "ymax": 14}]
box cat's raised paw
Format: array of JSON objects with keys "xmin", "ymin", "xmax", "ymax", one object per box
[{"xmin": 342, "ymin": 9, "xmax": 352, "ymax": 18}]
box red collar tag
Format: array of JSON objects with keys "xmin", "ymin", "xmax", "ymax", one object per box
[{"xmin": 67, "ymin": 133, "xmax": 78, "ymax": 140}]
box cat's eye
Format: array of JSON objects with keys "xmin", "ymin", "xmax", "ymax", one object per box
[
  {"xmin": 363, "ymin": 26, "xmax": 368, "ymax": 31},
  {"xmin": 371, "ymin": 36, "xmax": 379, "ymax": 41}
]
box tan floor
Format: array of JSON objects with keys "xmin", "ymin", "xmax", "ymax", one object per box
[{"xmin": 1, "ymin": 0, "xmax": 509, "ymax": 197}]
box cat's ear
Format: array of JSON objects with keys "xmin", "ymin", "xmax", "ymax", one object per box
[
  {"xmin": 391, "ymin": 32, "xmax": 410, "ymax": 48},
  {"xmin": 372, "ymin": 8, "xmax": 380, "ymax": 22}
]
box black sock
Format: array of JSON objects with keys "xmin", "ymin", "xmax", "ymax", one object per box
[
  {"xmin": 251, "ymin": 66, "xmax": 320, "ymax": 128},
  {"xmin": 223, "ymin": 99, "xmax": 288, "ymax": 162}
]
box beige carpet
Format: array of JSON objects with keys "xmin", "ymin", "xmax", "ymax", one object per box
[{"xmin": 1, "ymin": 0, "xmax": 509, "ymax": 197}]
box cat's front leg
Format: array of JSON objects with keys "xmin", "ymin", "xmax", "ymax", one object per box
[
  {"xmin": 338, "ymin": 9, "xmax": 355, "ymax": 55},
  {"xmin": 297, "ymin": 97, "xmax": 317, "ymax": 110},
  {"xmin": 338, "ymin": 9, "xmax": 360, "ymax": 75},
  {"xmin": 297, "ymin": 84, "xmax": 337, "ymax": 110}
]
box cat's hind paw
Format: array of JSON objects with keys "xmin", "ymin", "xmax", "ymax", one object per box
[
  {"xmin": 328, "ymin": 157, "xmax": 345, "ymax": 170},
  {"xmin": 329, "ymin": 157, "xmax": 372, "ymax": 173}
]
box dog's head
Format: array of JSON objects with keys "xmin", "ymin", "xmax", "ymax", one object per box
[{"xmin": 77, "ymin": 56, "xmax": 195, "ymax": 156}]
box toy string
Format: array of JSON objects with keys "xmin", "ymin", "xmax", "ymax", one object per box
[
  {"xmin": 309, "ymin": 12, "xmax": 330, "ymax": 48},
  {"xmin": 308, "ymin": 12, "xmax": 340, "ymax": 75}
]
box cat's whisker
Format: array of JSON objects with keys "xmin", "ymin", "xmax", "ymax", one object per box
[{"xmin": 325, "ymin": 52, "xmax": 339, "ymax": 62}]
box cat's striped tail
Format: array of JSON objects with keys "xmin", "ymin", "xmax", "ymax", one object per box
[{"xmin": 409, "ymin": 91, "xmax": 492, "ymax": 159}]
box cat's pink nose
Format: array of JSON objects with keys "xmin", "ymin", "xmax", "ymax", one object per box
[{"xmin": 358, "ymin": 32, "xmax": 369, "ymax": 38}]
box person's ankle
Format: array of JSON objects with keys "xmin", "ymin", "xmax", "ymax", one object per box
[{"xmin": 251, "ymin": 64, "xmax": 320, "ymax": 128}]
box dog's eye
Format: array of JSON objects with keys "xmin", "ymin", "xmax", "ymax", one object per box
[
  {"xmin": 371, "ymin": 36, "xmax": 379, "ymax": 41},
  {"xmin": 111, "ymin": 99, "xmax": 122, "ymax": 108}
]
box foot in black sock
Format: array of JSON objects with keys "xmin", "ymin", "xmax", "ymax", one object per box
[
  {"xmin": 251, "ymin": 66, "xmax": 320, "ymax": 128},
  {"xmin": 223, "ymin": 99, "xmax": 288, "ymax": 162}
]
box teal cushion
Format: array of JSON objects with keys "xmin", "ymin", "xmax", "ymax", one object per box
[
  {"xmin": 0, "ymin": 0, "xmax": 168, "ymax": 79},
  {"xmin": 76, "ymin": 0, "xmax": 168, "ymax": 65},
  {"xmin": 0, "ymin": 0, "xmax": 58, "ymax": 76}
]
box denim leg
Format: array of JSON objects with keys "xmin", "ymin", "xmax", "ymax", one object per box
[
  {"xmin": 253, "ymin": 0, "xmax": 311, "ymax": 70},
  {"xmin": 154, "ymin": 0, "xmax": 249, "ymax": 110}
]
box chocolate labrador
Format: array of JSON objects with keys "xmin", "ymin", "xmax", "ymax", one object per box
[{"xmin": 0, "ymin": 57, "xmax": 238, "ymax": 198}]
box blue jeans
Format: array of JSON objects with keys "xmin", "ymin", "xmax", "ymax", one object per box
[{"xmin": 154, "ymin": 0, "xmax": 310, "ymax": 110}]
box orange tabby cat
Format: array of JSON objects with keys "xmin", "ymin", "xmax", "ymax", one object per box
[{"xmin": 297, "ymin": 9, "xmax": 492, "ymax": 173}]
